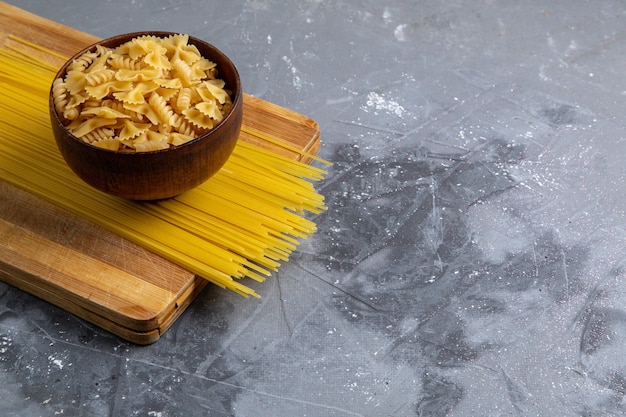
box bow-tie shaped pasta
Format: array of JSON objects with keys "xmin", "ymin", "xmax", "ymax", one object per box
[{"xmin": 52, "ymin": 34, "xmax": 232, "ymax": 152}]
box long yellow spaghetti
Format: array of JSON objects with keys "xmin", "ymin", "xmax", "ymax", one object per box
[{"xmin": 0, "ymin": 39, "xmax": 329, "ymax": 298}]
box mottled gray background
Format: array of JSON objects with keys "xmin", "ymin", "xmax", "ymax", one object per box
[{"xmin": 2, "ymin": 1, "xmax": 626, "ymax": 416}]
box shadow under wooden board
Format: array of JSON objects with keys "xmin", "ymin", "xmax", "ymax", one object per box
[{"xmin": 0, "ymin": 2, "xmax": 321, "ymax": 344}]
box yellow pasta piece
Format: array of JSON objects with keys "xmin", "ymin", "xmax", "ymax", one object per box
[
  {"xmin": 148, "ymin": 92, "xmax": 177, "ymax": 125},
  {"xmin": 190, "ymin": 58, "xmax": 215, "ymax": 80},
  {"xmin": 81, "ymin": 106, "xmax": 131, "ymax": 119},
  {"xmin": 80, "ymin": 127, "xmax": 115, "ymax": 144},
  {"xmin": 154, "ymin": 78, "xmax": 182, "ymax": 89},
  {"xmin": 168, "ymin": 132, "xmax": 194, "ymax": 146},
  {"xmin": 124, "ymin": 102, "xmax": 160, "ymax": 125},
  {"xmin": 109, "ymin": 53, "xmax": 144, "ymax": 70},
  {"xmin": 65, "ymin": 90, "xmax": 90, "ymax": 109},
  {"xmin": 119, "ymin": 120, "xmax": 151, "ymax": 140},
  {"xmin": 191, "ymin": 57, "xmax": 216, "ymax": 72},
  {"xmin": 93, "ymin": 138, "xmax": 120, "ymax": 151},
  {"xmin": 68, "ymin": 50, "xmax": 98, "ymax": 71},
  {"xmin": 171, "ymin": 58, "xmax": 194, "ymax": 86},
  {"xmin": 196, "ymin": 100, "xmax": 223, "ymax": 122},
  {"xmin": 85, "ymin": 68, "xmax": 115, "ymax": 86},
  {"xmin": 85, "ymin": 80, "xmax": 133, "ymax": 100},
  {"xmin": 131, "ymin": 131, "xmax": 148, "ymax": 143},
  {"xmin": 154, "ymin": 87, "xmax": 178, "ymax": 101},
  {"xmin": 136, "ymin": 38, "xmax": 171, "ymax": 69},
  {"xmin": 51, "ymin": 77, "xmax": 69, "ymax": 114},
  {"xmin": 87, "ymin": 45, "xmax": 112, "ymax": 72},
  {"xmin": 199, "ymin": 79, "xmax": 229, "ymax": 104},
  {"xmin": 133, "ymin": 138, "xmax": 169, "ymax": 152},
  {"xmin": 157, "ymin": 123, "xmax": 174, "ymax": 135},
  {"xmin": 145, "ymin": 130, "xmax": 168, "ymax": 143},
  {"xmin": 163, "ymin": 33, "xmax": 202, "ymax": 64},
  {"xmin": 173, "ymin": 114, "xmax": 197, "ymax": 136},
  {"xmin": 117, "ymin": 44, "xmax": 145, "ymax": 60},
  {"xmin": 71, "ymin": 116, "xmax": 117, "ymax": 138},
  {"xmin": 113, "ymin": 81, "xmax": 159, "ymax": 104},
  {"xmin": 174, "ymin": 87, "xmax": 192, "ymax": 110},
  {"xmin": 65, "ymin": 70, "xmax": 87, "ymax": 94},
  {"xmin": 114, "ymin": 68, "xmax": 161, "ymax": 81},
  {"xmin": 101, "ymin": 99, "xmax": 144, "ymax": 122},
  {"xmin": 63, "ymin": 107, "xmax": 79, "ymax": 121},
  {"xmin": 182, "ymin": 107, "xmax": 215, "ymax": 129}
]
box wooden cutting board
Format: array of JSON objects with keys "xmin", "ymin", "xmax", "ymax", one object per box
[{"xmin": 0, "ymin": 2, "xmax": 321, "ymax": 344}]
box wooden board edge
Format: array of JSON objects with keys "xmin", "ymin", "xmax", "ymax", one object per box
[
  {"xmin": 156, "ymin": 276, "xmax": 209, "ymax": 339},
  {"xmin": 0, "ymin": 256, "xmax": 214, "ymax": 345},
  {"xmin": 0, "ymin": 261, "xmax": 161, "ymax": 344},
  {"xmin": 0, "ymin": 213, "xmax": 194, "ymax": 330}
]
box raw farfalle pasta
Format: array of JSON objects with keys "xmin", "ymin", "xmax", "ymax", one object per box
[{"xmin": 51, "ymin": 34, "xmax": 232, "ymax": 152}]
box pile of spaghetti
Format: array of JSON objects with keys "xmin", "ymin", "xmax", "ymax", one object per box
[{"xmin": 0, "ymin": 37, "xmax": 328, "ymax": 298}]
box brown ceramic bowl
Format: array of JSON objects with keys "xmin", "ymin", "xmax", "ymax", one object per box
[{"xmin": 49, "ymin": 31, "xmax": 242, "ymax": 200}]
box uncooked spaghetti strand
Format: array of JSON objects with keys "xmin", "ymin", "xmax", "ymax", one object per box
[
  {"xmin": 236, "ymin": 139, "xmax": 329, "ymax": 180},
  {"xmin": 240, "ymin": 125, "xmax": 331, "ymax": 166},
  {"xmin": 0, "ymin": 125, "xmax": 265, "ymax": 288},
  {"xmin": 212, "ymin": 173, "xmax": 324, "ymax": 226}
]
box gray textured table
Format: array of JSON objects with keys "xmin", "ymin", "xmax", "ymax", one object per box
[{"xmin": 2, "ymin": 1, "xmax": 626, "ymax": 416}]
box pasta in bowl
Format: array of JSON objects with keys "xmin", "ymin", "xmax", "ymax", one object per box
[{"xmin": 49, "ymin": 31, "xmax": 243, "ymax": 200}]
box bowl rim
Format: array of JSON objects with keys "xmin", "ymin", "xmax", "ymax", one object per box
[{"xmin": 49, "ymin": 31, "xmax": 242, "ymax": 156}]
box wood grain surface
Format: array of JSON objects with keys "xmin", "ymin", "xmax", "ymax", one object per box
[{"xmin": 0, "ymin": 1, "xmax": 321, "ymax": 344}]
